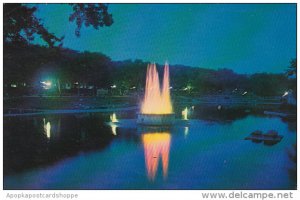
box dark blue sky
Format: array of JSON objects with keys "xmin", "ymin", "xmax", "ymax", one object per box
[{"xmin": 31, "ymin": 4, "xmax": 296, "ymax": 74}]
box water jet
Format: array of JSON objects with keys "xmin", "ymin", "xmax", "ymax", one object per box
[{"xmin": 137, "ymin": 62, "xmax": 175, "ymax": 125}]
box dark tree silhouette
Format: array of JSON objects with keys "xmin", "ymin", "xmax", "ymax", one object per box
[
  {"xmin": 4, "ymin": 4, "xmax": 62, "ymax": 47},
  {"xmin": 286, "ymin": 58, "xmax": 297, "ymax": 98},
  {"xmin": 287, "ymin": 58, "xmax": 297, "ymax": 77},
  {"xmin": 4, "ymin": 3, "xmax": 113, "ymax": 47},
  {"xmin": 69, "ymin": 3, "xmax": 113, "ymax": 37}
]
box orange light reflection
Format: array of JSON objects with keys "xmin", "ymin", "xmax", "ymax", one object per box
[{"xmin": 142, "ymin": 132, "xmax": 171, "ymax": 181}]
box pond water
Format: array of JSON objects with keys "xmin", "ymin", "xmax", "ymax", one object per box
[{"xmin": 3, "ymin": 109, "xmax": 296, "ymax": 189}]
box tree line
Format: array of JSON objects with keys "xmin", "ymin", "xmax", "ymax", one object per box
[
  {"xmin": 3, "ymin": 3, "xmax": 296, "ymax": 97},
  {"xmin": 4, "ymin": 43, "xmax": 296, "ymax": 97}
]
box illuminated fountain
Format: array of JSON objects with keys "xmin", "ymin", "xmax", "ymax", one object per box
[
  {"xmin": 137, "ymin": 62, "xmax": 175, "ymax": 125},
  {"xmin": 142, "ymin": 132, "xmax": 171, "ymax": 181},
  {"xmin": 110, "ymin": 113, "xmax": 118, "ymax": 123},
  {"xmin": 182, "ymin": 107, "xmax": 188, "ymax": 120},
  {"xmin": 109, "ymin": 113, "xmax": 118, "ymax": 135}
]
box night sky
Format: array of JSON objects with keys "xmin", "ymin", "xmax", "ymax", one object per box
[{"xmin": 30, "ymin": 4, "xmax": 296, "ymax": 74}]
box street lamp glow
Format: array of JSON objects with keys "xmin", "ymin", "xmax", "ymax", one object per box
[
  {"xmin": 41, "ymin": 81, "xmax": 52, "ymax": 89},
  {"xmin": 242, "ymin": 91, "xmax": 247, "ymax": 96},
  {"xmin": 282, "ymin": 91, "xmax": 289, "ymax": 97},
  {"xmin": 41, "ymin": 81, "xmax": 51, "ymax": 86}
]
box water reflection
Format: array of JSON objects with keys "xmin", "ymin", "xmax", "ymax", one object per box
[
  {"xmin": 184, "ymin": 127, "xmax": 189, "ymax": 138},
  {"xmin": 42, "ymin": 118, "xmax": 62, "ymax": 140},
  {"xmin": 142, "ymin": 132, "xmax": 171, "ymax": 181},
  {"xmin": 43, "ymin": 118, "xmax": 51, "ymax": 139},
  {"xmin": 4, "ymin": 112, "xmax": 297, "ymax": 189},
  {"xmin": 4, "ymin": 114, "xmax": 114, "ymax": 175},
  {"xmin": 111, "ymin": 124, "xmax": 117, "ymax": 135}
]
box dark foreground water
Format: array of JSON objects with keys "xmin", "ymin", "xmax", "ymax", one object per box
[{"xmin": 3, "ymin": 110, "xmax": 296, "ymax": 189}]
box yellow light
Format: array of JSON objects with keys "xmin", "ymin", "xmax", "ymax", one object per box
[
  {"xmin": 182, "ymin": 107, "xmax": 188, "ymax": 120},
  {"xmin": 110, "ymin": 113, "xmax": 118, "ymax": 123}
]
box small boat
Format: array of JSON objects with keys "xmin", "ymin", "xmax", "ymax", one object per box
[{"xmin": 245, "ymin": 130, "xmax": 283, "ymax": 145}]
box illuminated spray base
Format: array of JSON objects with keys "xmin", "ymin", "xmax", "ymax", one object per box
[
  {"xmin": 137, "ymin": 113, "xmax": 175, "ymax": 126},
  {"xmin": 138, "ymin": 62, "xmax": 175, "ymax": 126}
]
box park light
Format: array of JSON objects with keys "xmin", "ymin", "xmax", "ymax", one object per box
[
  {"xmin": 41, "ymin": 81, "xmax": 52, "ymax": 89},
  {"xmin": 45, "ymin": 81, "xmax": 51, "ymax": 86},
  {"xmin": 183, "ymin": 85, "xmax": 192, "ymax": 92},
  {"xmin": 111, "ymin": 84, "xmax": 117, "ymax": 88},
  {"xmin": 282, "ymin": 91, "xmax": 289, "ymax": 97}
]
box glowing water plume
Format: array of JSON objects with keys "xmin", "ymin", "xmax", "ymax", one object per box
[
  {"xmin": 110, "ymin": 113, "xmax": 118, "ymax": 123},
  {"xmin": 142, "ymin": 132, "xmax": 171, "ymax": 181},
  {"xmin": 182, "ymin": 107, "xmax": 188, "ymax": 120},
  {"xmin": 161, "ymin": 62, "xmax": 172, "ymax": 113},
  {"xmin": 141, "ymin": 63, "xmax": 173, "ymax": 114}
]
